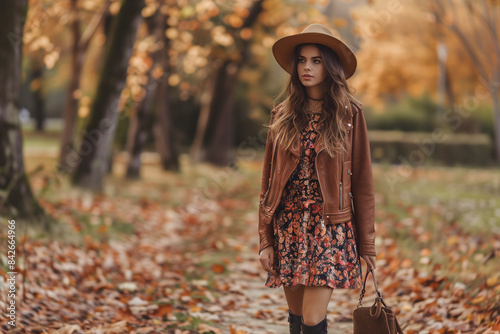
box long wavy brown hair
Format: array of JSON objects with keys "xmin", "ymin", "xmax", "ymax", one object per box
[{"xmin": 269, "ymin": 43, "xmax": 360, "ymax": 158}]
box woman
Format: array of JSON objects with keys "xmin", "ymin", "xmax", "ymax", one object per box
[{"xmin": 258, "ymin": 23, "xmax": 377, "ymax": 334}]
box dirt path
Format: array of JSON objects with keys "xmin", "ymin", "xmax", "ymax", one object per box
[
  {"xmin": 199, "ymin": 198, "xmax": 360, "ymax": 334},
  {"xmin": 217, "ymin": 271, "xmax": 355, "ymax": 333},
  {"xmin": 3, "ymin": 156, "xmax": 498, "ymax": 333}
]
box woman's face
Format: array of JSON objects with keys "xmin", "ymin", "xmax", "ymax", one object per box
[{"xmin": 297, "ymin": 45, "xmax": 326, "ymax": 89}]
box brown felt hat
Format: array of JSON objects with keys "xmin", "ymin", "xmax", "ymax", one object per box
[{"xmin": 272, "ymin": 23, "xmax": 357, "ymax": 79}]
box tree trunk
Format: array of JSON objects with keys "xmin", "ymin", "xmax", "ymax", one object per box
[
  {"xmin": 59, "ymin": 0, "xmax": 110, "ymax": 173},
  {"xmin": 444, "ymin": 65, "xmax": 455, "ymax": 111},
  {"xmin": 197, "ymin": 0, "xmax": 263, "ymax": 167},
  {"xmin": 71, "ymin": 0, "xmax": 145, "ymax": 192},
  {"xmin": 491, "ymin": 86, "xmax": 500, "ymax": 161},
  {"xmin": 436, "ymin": 42, "xmax": 447, "ymax": 119},
  {"xmin": 59, "ymin": 0, "xmax": 84, "ymax": 173},
  {"xmin": 190, "ymin": 75, "xmax": 215, "ymax": 163},
  {"xmin": 153, "ymin": 14, "xmax": 179, "ymax": 171},
  {"xmin": 204, "ymin": 61, "xmax": 239, "ymax": 166},
  {"xmin": 31, "ymin": 60, "xmax": 45, "ymax": 131},
  {"xmin": 126, "ymin": 12, "xmax": 162, "ymax": 178},
  {"xmin": 104, "ymin": 7, "xmax": 114, "ymax": 38},
  {"xmin": 0, "ymin": 0, "xmax": 45, "ymax": 221}
]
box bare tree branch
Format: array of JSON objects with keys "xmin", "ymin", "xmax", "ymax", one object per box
[
  {"xmin": 449, "ymin": 23, "xmax": 490, "ymax": 81},
  {"xmin": 480, "ymin": 0, "xmax": 500, "ymax": 71},
  {"xmin": 79, "ymin": 0, "xmax": 112, "ymax": 50},
  {"xmin": 465, "ymin": 0, "xmax": 494, "ymax": 67},
  {"xmin": 432, "ymin": 0, "xmax": 490, "ymax": 83},
  {"xmin": 445, "ymin": 0, "xmax": 458, "ymax": 25},
  {"xmin": 494, "ymin": 2, "xmax": 500, "ymax": 41}
]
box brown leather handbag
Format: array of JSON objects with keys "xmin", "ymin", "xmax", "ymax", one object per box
[{"xmin": 353, "ymin": 269, "xmax": 404, "ymax": 334}]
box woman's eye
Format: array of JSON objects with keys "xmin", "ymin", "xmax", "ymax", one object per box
[{"xmin": 298, "ymin": 58, "xmax": 320, "ymax": 64}]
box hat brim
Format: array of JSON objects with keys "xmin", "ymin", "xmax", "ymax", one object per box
[{"xmin": 272, "ymin": 32, "xmax": 357, "ymax": 79}]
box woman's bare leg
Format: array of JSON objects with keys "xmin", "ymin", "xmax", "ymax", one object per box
[
  {"xmin": 283, "ymin": 285, "xmax": 305, "ymax": 316},
  {"xmin": 301, "ymin": 286, "xmax": 333, "ymax": 326}
]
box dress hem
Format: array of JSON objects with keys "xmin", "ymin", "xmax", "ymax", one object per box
[{"xmin": 264, "ymin": 281, "xmax": 363, "ymax": 290}]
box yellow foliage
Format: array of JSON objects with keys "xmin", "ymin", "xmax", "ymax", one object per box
[
  {"xmin": 225, "ymin": 14, "xmax": 244, "ymax": 28},
  {"xmin": 351, "ymin": 0, "xmax": 486, "ymax": 110},
  {"xmin": 332, "ymin": 18, "xmax": 348, "ymax": 28}
]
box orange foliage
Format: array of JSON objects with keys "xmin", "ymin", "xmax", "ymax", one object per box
[{"xmin": 351, "ymin": 0, "xmax": 484, "ymax": 110}]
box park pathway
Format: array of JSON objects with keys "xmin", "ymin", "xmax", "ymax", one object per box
[
  {"xmin": 5, "ymin": 154, "xmax": 497, "ymax": 333},
  {"xmin": 218, "ymin": 265, "xmax": 354, "ymax": 334},
  {"xmin": 201, "ymin": 190, "xmax": 361, "ymax": 334}
]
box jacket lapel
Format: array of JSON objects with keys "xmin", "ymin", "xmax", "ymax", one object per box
[
  {"xmin": 314, "ymin": 137, "xmax": 325, "ymax": 154},
  {"xmin": 290, "ymin": 137, "xmax": 301, "ymax": 157}
]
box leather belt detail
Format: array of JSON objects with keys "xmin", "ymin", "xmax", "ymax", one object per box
[{"xmin": 324, "ymin": 206, "xmax": 352, "ymax": 224}]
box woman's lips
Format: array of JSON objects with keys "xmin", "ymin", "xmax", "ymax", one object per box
[{"xmin": 303, "ymin": 75, "xmax": 313, "ymax": 79}]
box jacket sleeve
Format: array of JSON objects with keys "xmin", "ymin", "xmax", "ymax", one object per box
[
  {"xmin": 258, "ymin": 106, "xmax": 279, "ymax": 254},
  {"xmin": 351, "ymin": 105, "xmax": 377, "ymax": 257}
]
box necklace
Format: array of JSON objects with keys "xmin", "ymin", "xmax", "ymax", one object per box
[
  {"xmin": 307, "ymin": 102, "xmax": 323, "ymax": 115},
  {"xmin": 308, "ymin": 96, "xmax": 324, "ymax": 101}
]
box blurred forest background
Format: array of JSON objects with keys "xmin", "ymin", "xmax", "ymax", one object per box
[
  {"xmin": 1, "ymin": 0, "xmax": 500, "ymax": 333},
  {"xmin": 2, "ymin": 0, "xmax": 500, "ymax": 211}
]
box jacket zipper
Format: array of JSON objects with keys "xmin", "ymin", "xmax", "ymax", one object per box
[
  {"xmin": 339, "ymin": 158, "xmax": 344, "ymax": 210},
  {"xmin": 348, "ymin": 168, "xmax": 354, "ymax": 215},
  {"xmin": 314, "ymin": 147, "xmax": 326, "ymax": 218},
  {"xmin": 262, "ymin": 133, "xmax": 280, "ymax": 205},
  {"xmin": 339, "ymin": 181, "xmax": 343, "ymax": 209},
  {"xmin": 349, "ymin": 191, "xmax": 355, "ymax": 215}
]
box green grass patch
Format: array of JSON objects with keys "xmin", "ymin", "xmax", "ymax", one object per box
[{"xmin": 374, "ymin": 163, "xmax": 500, "ymax": 290}]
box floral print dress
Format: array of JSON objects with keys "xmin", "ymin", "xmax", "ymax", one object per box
[{"xmin": 265, "ymin": 112, "xmax": 363, "ymax": 290}]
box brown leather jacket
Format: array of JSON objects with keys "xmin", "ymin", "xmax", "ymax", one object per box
[{"xmin": 258, "ymin": 101, "xmax": 376, "ymax": 257}]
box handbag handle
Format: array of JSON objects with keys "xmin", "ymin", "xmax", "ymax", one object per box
[
  {"xmin": 368, "ymin": 297, "xmax": 389, "ymax": 318},
  {"xmin": 357, "ymin": 268, "xmax": 383, "ymax": 308},
  {"xmin": 357, "ymin": 269, "xmax": 406, "ymax": 334},
  {"xmin": 369, "ymin": 299, "xmax": 382, "ymax": 318}
]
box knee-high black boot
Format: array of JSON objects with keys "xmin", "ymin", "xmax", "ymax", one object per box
[
  {"xmin": 288, "ymin": 310, "xmax": 302, "ymax": 334},
  {"xmin": 301, "ymin": 316, "xmax": 327, "ymax": 334}
]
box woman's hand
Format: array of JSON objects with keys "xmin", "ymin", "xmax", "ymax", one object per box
[
  {"xmin": 361, "ymin": 255, "xmax": 376, "ymax": 271},
  {"xmin": 259, "ymin": 246, "xmax": 277, "ymax": 275}
]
